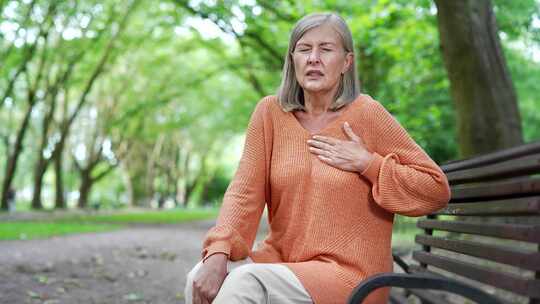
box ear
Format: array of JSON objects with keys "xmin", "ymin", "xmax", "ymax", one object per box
[{"xmin": 342, "ymin": 52, "xmax": 354, "ymax": 74}]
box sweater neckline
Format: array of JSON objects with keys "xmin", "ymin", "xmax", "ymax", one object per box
[{"xmin": 287, "ymin": 98, "xmax": 358, "ymax": 136}]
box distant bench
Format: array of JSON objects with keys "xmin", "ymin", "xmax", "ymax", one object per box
[{"xmin": 348, "ymin": 141, "xmax": 540, "ymax": 304}]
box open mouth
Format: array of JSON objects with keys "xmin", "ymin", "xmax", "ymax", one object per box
[{"xmin": 306, "ymin": 70, "xmax": 324, "ymax": 77}]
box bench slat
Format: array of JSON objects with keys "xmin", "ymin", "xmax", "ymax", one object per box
[
  {"xmin": 435, "ymin": 196, "xmax": 540, "ymax": 216},
  {"xmin": 445, "ymin": 153, "xmax": 540, "ymax": 185},
  {"xmin": 441, "ymin": 141, "xmax": 540, "ymax": 172},
  {"xmin": 417, "ymin": 219, "xmax": 540, "ymax": 243},
  {"xmin": 451, "ymin": 177, "xmax": 540, "ymax": 202},
  {"xmin": 412, "ymin": 251, "xmax": 540, "ymax": 297},
  {"xmin": 407, "ymin": 266, "xmax": 513, "ymax": 304},
  {"xmin": 415, "ymin": 235, "xmax": 540, "ymax": 270}
]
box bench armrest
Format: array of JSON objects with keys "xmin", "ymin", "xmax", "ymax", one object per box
[
  {"xmin": 347, "ymin": 273, "xmax": 504, "ymax": 304},
  {"xmin": 391, "ymin": 253, "xmax": 409, "ymax": 273}
]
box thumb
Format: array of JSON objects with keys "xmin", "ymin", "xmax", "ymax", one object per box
[{"xmin": 343, "ymin": 122, "xmax": 361, "ymax": 143}]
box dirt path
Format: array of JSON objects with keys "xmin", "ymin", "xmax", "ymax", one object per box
[
  {"xmin": 1, "ymin": 218, "xmax": 417, "ymax": 304},
  {"xmin": 0, "ymin": 220, "xmax": 269, "ymax": 304}
]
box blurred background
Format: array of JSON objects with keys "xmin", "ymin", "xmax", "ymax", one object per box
[
  {"xmin": 1, "ymin": 0, "xmax": 539, "ymax": 214},
  {"xmin": 0, "ymin": 0, "xmax": 539, "ymax": 303}
]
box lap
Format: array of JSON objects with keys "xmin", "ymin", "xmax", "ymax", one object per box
[
  {"xmin": 187, "ymin": 257, "xmax": 313, "ymax": 304},
  {"xmin": 217, "ymin": 260, "xmax": 313, "ymax": 304}
]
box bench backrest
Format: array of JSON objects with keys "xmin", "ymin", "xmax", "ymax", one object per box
[{"xmin": 414, "ymin": 141, "xmax": 540, "ymax": 304}]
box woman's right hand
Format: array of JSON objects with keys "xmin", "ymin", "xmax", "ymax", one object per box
[{"xmin": 192, "ymin": 253, "xmax": 228, "ymax": 304}]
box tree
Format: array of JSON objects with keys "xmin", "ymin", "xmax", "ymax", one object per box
[
  {"xmin": 1, "ymin": 1, "xmax": 58, "ymax": 210},
  {"xmin": 434, "ymin": 0, "xmax": 523, "ymax": 157},
  {"xmin": 28, "ymin": 1, "xmax": 137, "ymax": 209}
]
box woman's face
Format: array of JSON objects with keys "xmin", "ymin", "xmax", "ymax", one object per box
[{"xmin": 292, "ymin": 24, "xmax": 352, "ymax": 95}]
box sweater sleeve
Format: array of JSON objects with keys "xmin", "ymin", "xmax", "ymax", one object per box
[
  {"xmin": 359, "ymin": 98, "xmax": 451, "ymax": 217},
  {"xmin": 200, "ymin": 98, "xmax": 270, "ymax": 262}
]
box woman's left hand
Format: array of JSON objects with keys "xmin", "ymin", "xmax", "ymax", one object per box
[{"xmin": 307, "ymin": 121, "xmax": 374, "ymax": 173}]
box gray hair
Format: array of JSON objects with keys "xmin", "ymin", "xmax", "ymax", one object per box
[{"xmin": 277, "ymin": 12, "xmax": 361, "ymax": 112}]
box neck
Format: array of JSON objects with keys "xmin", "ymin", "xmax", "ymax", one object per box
[{"xmin": 303, "ymin": 86, "xmax": 339, "ymax": 115}]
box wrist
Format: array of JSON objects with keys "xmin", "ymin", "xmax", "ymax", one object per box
[
  {"xmin": 204, "ymin": 252, "xmax": 228, "ymax": 264},
  {"xmin": 357, "ymin": 151, "xmax": 374, "ymax": 173}
]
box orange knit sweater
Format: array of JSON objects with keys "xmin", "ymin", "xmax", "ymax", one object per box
[{"xmin": 201, "ymin": 94, "xmax": 451, "ymax": 304}]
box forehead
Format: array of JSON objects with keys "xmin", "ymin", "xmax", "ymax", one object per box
[{"xmin": 296, "ymin": 24, "xmax": 341, "ymax": 45}]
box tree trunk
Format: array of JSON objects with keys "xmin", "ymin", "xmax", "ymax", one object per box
[
  {"xmin": 78, "ymin": 172, "xmax": 92, "ymax": 209},
  {"xmin": 76, "ymin": 157, "xmax": 116, "ymax": 209},
  {"xmin": 31, "ymin": 66, "xmax": 65, "ymax": 209},
  {"xmin": 121, "ymin": 164, "xmax": 134, "ymax": 207},
  {"xmin": 31, "ymin": 158, "xmax": 48, "ymax": 209},
  {"xmin": 54, "ymin": 145, "xmax": 66, "ymax": 209},
  {"xmin": 434, "ymin": 0, "xmax": 523, "ymax": 157},
  {"xmin": 1, "ymin": 102, "xmax": 35, "ymax": 210},
  {"xmin": 1, "ymin": 15, "xmax": 50, "ymax": 209}
]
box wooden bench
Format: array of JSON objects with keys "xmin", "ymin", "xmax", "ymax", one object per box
[{"xmin": 348, "ymin": 141, "xmax": 540, "ymax": 304}]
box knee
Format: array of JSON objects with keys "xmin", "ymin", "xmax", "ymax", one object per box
[
  {"xmin": 212, "ymin": 264, "xmax": 268, "ymax": 304},
  {"xmin": 224, "ymin": 264, "xmax": 265, "ymax": 288},
  {"xmin": 213, "ymin": 264, "xmax": 266, "ymax": 303}
]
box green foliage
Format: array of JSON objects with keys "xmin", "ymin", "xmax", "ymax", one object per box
[
  {"xmin": 493, "ymin": 0, "xmax": 540, "ymax": 41},
  {"xmin": 200, "ymin": 166, "xmax": 231, "ymax": 206},
  {"xmin": 391, "ymin": 215, "xmax": 420, "ymax": 249},
  {"xmin": 505, "ymin": 47, "xmax": 540, "ymax": 142}
]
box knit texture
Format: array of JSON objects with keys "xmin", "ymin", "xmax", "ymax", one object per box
[{"xmin": 201, "ymin": 94, "xmax": 451, "ymax": 304}]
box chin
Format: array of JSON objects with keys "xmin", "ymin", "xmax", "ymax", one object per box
[
  {"xmin": 302, "ymin": 84, "xmax": 330, "ymax": 93},
  {"xmin": 300, "ymin": 78, "xmax": 338, "ymax": 94}
]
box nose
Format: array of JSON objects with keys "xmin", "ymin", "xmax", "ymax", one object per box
[{"xmin": 307, "ymin": 48, "xmax": 321, "ymax": 64}]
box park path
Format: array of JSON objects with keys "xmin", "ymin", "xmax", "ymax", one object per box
[
  {"xmin": 0, "ymin": 220, "xmax": 269, "ymax": 304},
  {"xmin": 0, "ymin": 219, "xmax": 414, "ymax": 304}
]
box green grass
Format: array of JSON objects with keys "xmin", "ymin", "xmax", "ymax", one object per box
[
  {"xmin": 64, "ymin": 208, "xmax": 220, "ymax": 224},
  {"xmin": 0, "ymin": 222, "xmax": 122, "ymax": 240},
  {"xmin": 0, "ymin": 208, "xmax": 219, "ymax": 240}
]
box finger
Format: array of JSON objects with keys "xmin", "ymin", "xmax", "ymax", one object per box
[
  {"xmin": 205, "ymin": 290, "xmax": 216, "ymax": 304},
  {"xmin": 308, "ymin": 146, "xmax": 332, "ymax": 157},
  {"xmin": 312, "ymin": 135, "xmax": 339, "ymax": 145},
  {"xmin": 192, "ymin": 285, "xmax": 201, "ymax": 304},
  {"xmin": 198, "ymin": 288, "xmax": 210, "ymax": 304},
  {"xmin": 307, "ymin": 139, "xmax": 334, "ymax": 151},
  {"xmin": 343, "ymin": 122, "xmax": 360, "ymax": 142},
  {"xmin": 201, "ymin": 295, "xmax": 211, "ymax": 304}
]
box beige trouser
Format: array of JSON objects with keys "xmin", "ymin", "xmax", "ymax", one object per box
[{"xmin": 185, "ymin": 257, "xmax": 313, "ymax": 304}]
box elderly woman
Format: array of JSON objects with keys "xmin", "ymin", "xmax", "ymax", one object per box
[{"xmin": 185, "ymin": 12, "xmax": 450, "ymax": 304}]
